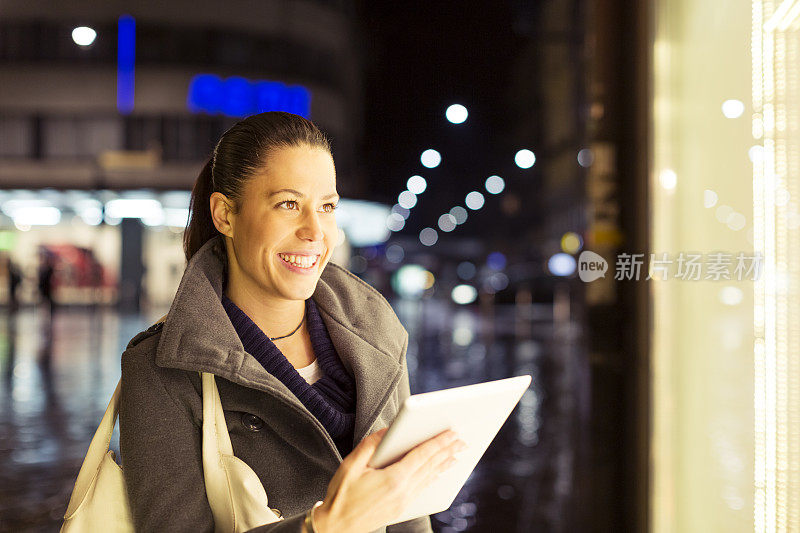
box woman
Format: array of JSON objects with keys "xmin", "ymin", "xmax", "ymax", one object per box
[{"xmin": 119, "ymin": 112, "xmax": 464, "ymax": 532}]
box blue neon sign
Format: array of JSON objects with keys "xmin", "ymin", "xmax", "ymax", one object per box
[
  {"xmin": 187, "ymin": 75, "xmax": 311, "ymax": 118},
  {"xmin": 117, "ymin": 15, "xmax": 136, "ymax": 114}
]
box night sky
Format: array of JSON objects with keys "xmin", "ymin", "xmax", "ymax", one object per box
[{"xmin": 357, "ymin": 1, "xmax": 527, "ymax": 233}]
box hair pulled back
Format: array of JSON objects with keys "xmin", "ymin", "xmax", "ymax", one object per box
[{"xmin": 183, "ymin": 111, "xmax": 331, "ymax": 261}]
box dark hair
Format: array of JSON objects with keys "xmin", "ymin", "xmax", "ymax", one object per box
[{"xmin": 183, "ymin": 112, "xmax": 332, "ymax": 261}]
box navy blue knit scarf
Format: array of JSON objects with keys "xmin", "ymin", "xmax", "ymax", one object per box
[{"xmin": 221, "ymin": 295, "xmax": 356, "ymax": 457}]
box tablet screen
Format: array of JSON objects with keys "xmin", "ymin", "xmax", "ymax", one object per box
[{"xmin": 368, "ymin": 375, "xmax": 531, "ymax": 524}]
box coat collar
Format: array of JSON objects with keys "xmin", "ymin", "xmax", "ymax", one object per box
[{"xmin": 155, "ymin": 237, "xmax": 405, "ymax": 445}]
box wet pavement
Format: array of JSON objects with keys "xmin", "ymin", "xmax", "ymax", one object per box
[{"xmin": 0, "ymin": 298, "xmax": 586, "ymax": 532}]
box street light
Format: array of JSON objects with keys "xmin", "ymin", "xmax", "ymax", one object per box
[
  {"xmin": 515, "ymin": 149, "xmax": 536, "ymax": 169},
  {"xmin": 72, "ymin": 26, "xmax": 97, "ymax": 46},
  {"xmin": 446, "ymin": 104, "xmax": 468, "ymax": 124},
  {"xmin": 421, "ymin": 149, "xmax": 441, "ymax": 168}
]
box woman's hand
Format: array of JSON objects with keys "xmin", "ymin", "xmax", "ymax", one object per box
[{"xmin": 311, "ymin": 428, "xmax": 466, "ymax": 533}]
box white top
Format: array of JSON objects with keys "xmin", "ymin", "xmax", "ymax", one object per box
[{"xmin": 296, "ymin": 359, "xmax": 324, "ymax": 385}]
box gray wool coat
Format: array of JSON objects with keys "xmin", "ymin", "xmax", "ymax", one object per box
[{"xmin": 119, "ymin": 237, "xmax": 433, "ymax": 533}]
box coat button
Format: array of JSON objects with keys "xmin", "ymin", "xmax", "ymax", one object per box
[{"xmin": 241, "ymin": 413, "xmax": 264, "ymax": 432}]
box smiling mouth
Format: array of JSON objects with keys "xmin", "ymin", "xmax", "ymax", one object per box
[{"xmin": 277, "ymin": 253, "xmax": 319, "ymax": 269}]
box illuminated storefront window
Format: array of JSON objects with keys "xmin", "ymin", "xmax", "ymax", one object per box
[
  {"xmin": 651, "ymin": 1, "xmax": 756, "ymax": 531},
  {"xmin": 652, "ymin": 1, "xmax": 800, "ymax": 531}
]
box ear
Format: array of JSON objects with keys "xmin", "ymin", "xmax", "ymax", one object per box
[{"xmin": 209, "ymin": 192, "xmax": 236, "ymax": 238}]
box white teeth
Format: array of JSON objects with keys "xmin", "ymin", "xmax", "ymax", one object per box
[{"xmin": 279, "ymin": 253, "xmax": 317, "ymax": 269}]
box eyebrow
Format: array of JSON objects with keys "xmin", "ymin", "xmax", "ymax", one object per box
[{"xmin": 268, "ymin": 188, "xmax": 339, "ymax": 200}]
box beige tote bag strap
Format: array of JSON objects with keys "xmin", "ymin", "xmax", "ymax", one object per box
[
  {"xmin": 201, "ymin": 371, "xmax": 234, "ymax": 455},
  {"xmin": 200, "ymin": 372, "xmax": 282, "ymax": 533},
  {"xmin": 201, "ymin": 371, "xmax": 237, "ymax": 532},
  {"xmin": 64, "ymin": 380, "xmax": 122, "ymax": 517}
]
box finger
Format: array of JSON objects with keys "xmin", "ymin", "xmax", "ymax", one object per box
[
  {"xmin": 411, "ymin": 437, "xmax": 464, "ymax": 482},
  {"xmin": 385, "ymin": 436, "xmax": 461, "ymax": 499},
  {"xmin": 384, "ymin": 430, "xmax": 458, "ymax": 479},
  {"xmin": 346, "ymin": 427, "xmax": 389, "ymax": 469},
  {"xmin": 413, "ymin": 456, "xmax": 457, "ymax": 493},
  {"xmin": 413, "ymin": 441, "xmax": 465, "ymax": 491}
]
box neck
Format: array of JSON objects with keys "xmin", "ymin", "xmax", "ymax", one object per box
[{"xmin": 225, "ymin": 274, "xmax": 306, "ymax": 341}]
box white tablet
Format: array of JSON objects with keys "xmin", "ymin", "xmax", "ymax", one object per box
[{"xmin": 368, "ymin": 374, "xmax": 532, "ymax": 524}]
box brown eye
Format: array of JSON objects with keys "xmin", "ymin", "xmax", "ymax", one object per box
[{"xmin": 279, "ymin": 200, "xmax": 298, "ymax": 209}]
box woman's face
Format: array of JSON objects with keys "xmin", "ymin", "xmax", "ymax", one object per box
[{"xmin": 223, "ymin": 144, "xmax": 339, "ymax": 303}]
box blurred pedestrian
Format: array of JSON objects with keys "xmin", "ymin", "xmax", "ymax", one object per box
[
  {"xmin": 7, "ymin": 256, "xmax": 21, "ymax": 313},
  {"xmin": 37, "ymin": 249, "xmax": 56, "ymax": 317}
]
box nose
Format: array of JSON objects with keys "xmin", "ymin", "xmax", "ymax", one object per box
[{"xmin": 297, "ymin": 210, "xmax": 325, "ymax": 242}]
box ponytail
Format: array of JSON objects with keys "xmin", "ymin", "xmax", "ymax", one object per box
[{"xmin": 183, "ymin": 157, "xmax": 218, "ymax": 261}]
